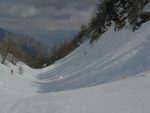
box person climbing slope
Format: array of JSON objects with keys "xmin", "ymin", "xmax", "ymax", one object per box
[{"xmin": 11, "ymin": 70, "xmax": 13, "ymax": 75}]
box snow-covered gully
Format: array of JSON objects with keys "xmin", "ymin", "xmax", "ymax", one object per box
[{"xmin": 0, "ymin": 22, "xmax": 150, "ymax": 113}]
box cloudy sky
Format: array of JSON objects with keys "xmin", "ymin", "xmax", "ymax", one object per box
[{"xmin": 0, "ymin": 0, "xmax": 99, "ymax": 45}]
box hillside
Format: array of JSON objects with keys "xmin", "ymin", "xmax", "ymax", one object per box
[
  {"xmin": 0, "ymin": 28, "xmax": 48, "ymax": 57},
  {"xmin": 37, "ymin": 21, "xmax": 150, "ymax": 93},
  {"xmin": 0, "ymin": 20, "xmax": 150, "ymax": 113}
]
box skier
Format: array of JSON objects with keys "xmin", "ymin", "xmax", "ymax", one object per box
[{"xmin": 11, "ymin": 70, "xmax": 13, "ymax": 75}]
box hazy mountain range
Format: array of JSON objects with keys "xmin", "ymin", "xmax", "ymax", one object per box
[{"xmin": 0, "ymin": 28, "xmax": 49, "ymax": 57}]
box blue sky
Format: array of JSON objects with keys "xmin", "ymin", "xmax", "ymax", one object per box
[{"xmin": 0, "ymin": 0, "xmax": 99, "ymax": 46}]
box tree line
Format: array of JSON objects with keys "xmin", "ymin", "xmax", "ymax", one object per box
[
  {"xmin": 46, "ymin": 0, "xmax": 150, "ymax": 66},
  {"xmin": 0, "ymin": 37, "xmax": 75, "ymax": 68},
  {"xmin": 75, "ymin": 0, "xmax": 150, "ymax": 43},
  {"xmin": 0, "ymin": 36, "xmax": 47, "ymax": 68},
  {"xmin": 0, "ymin": 37, "xmax": 23, "ymax": 65}
]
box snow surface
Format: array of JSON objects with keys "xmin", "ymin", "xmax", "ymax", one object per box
[
  {"xmin": 0, "ymin": 21, "xmax": 150, "ymax": 113},
  {"xmin": 38, "ymin": 22, "xmax": 150, "ymax": 93}
]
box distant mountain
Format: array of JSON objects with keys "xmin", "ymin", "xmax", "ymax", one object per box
[
  {"xmin": 0, "ymin": 28, "xmax": 49, "ymax": 57},
  {"xmin": 0, "ymin": 28, "xmax": 9, "ymax": 40}
]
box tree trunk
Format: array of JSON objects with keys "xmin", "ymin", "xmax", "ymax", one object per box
[{"xmin": 1, "ymin": 48, "xmax": 9, "ymax": 64}]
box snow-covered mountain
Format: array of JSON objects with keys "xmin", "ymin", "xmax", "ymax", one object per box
[{"xmin": 0, "ymin": 21, "xmax": 150, "ymax": 113}]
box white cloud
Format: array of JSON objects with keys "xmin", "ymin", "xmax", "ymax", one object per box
[
  {"xmin": 0, "ymin": 1, "xmax": 97, "ymax": 32},
  {"xmin": 0, "ymin": 8, "xmax": 93, "ymax": 31},
  {"xmin": 9, "ymin": 5, "xmax": 41, "ymax": 18},
  {"xmin": 46, "ymin": 8, "xmax": 94, "ymax": 30}
]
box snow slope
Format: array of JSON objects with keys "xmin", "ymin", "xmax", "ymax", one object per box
[
  {"xmin": 37, "ymin": 22, "xmax": 150, "ymax": 93},
  {"xmin": 8, "ymin": 71, "xmax": 150, "ymax": 113},
  {"xmin": 0, "ymin": 21, "xmax": 150, "ymax": 113},
  {"xmin": 0, "ymin": 63, "xmax": 38, "ymax": 113}
]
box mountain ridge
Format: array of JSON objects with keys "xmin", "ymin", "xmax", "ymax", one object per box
[{"xmin": 0, "ymin": 27, "xmax": 49, "ymax": 57}]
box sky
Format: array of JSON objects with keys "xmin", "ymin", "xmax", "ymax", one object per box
[{"xmin": 0, "ymin": 0, "xmax": 99, "ymax": 46}]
